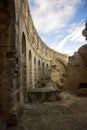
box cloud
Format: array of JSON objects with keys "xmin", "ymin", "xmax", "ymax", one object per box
[
  {"xmin": 28, "ymin": 0, "xmax": 86, "ymax": 56},
  {"xmin": 55, "ymin": 21, "xmax": 86, "ymax": 55},
  {"xmin": 29, "ymin": 0, "xmax": 83, "ymax": 34}
]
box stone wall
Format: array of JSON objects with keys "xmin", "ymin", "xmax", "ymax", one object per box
[
  {"xmin": 51, "ymin": 59, "xmax": 67, "ymax": 86},
  {"xmin": 64, "ymin": 51, "xmax": 87, "ymax": 95},
  {"xmin": 64, "ymin": 22, "xmax": 87, "ymax": 95},
  {"xmin": 0, "ymin": 0, "xmax": 17, "ymax": 125},
  {"xmin": 0, "ymin": 0, "xmax": 68, "ymax": 125}
]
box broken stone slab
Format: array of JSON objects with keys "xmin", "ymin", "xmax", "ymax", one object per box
[{"xmin": 28, "ymin": 88, "xmax": 61, "ymax": 103}]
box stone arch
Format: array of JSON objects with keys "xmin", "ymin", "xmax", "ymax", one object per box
[
  {"xmin": 21, "ymin": 32, "xmax": 27, "ymax": 103},
  {"xmin": 42, "ymin": 62, "xmax": 45, "ymax": 79},
  {"xmin": 34, "ymin": 57, "xmax": 37, "ymax": 88},
  {"xmin": 38, "ymin": 60, "xmax": 41, "ymax": 81},
  {"xmin": 29, "ymin": 50, "xmax": 32, "ymax": 87},
  {"xmin": 48, "ymin": 64, "xmax": 50, "ymax": 79},
  {"xmin": 46, "ymin": 64, "xmax": 49, "ymax": 79}
]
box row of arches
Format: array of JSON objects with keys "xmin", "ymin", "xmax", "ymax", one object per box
[
  {"xmin": 21, "ymin": 32, "xmax": 50, "ymax": 102},
  {"xmin": 28, "ymin": 50, "xmax": 50, "ymax": 88}
]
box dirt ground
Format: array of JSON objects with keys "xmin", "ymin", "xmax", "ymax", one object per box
[{"xmin": 7, "ymin": 92, "xmax": 87, "ymax": 130}]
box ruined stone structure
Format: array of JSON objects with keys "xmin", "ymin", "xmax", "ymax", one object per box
[
  {"xmin": 0, "ymin": 0, "xmax": 68, "ymax": 126},
  {"xmin": 64, "ymin": 22, "xmax": 87, "ymax": 95},
  {"xmin": 51, "ymin": 58, "xmax": 67, "ymax": 85}
]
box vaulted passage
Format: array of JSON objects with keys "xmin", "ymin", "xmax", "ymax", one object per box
[
  {"xmin": 29, "ymin": 50, "xmax": 32, "ymax": 87},
  {"xmin": 38, "ymin": 60, "xmax": 41, "ymax": 81},
  {"xmin": 42, "ymin": 62, "xmax": 45, "ymax": 80},
  {"xmin": 79, "ymin": 83, "xmax": 87, "ymax": 88},
  {"xmin": 21, "ymin": 32, "xmax": 27, "ymax": 102},
  {"xmin": 34, "ymin": 57, "xmax": 36, "ymax": 88}
]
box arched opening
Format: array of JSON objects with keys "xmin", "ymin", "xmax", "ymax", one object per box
[
  {"xmin": 29, "ymin": 50, "xmax": 32, "ymax": 87},
  {"xmin": 34, "ymin": 57, "xmax": 37, "ymax": 88},
  {"xmin": 46, "ymin": 64, "xmax": 49, "ymax": 79},
  {"xmin": 42, "ymin": 62, "xmax": 45, "ymax": 79},
  {"xmin": 22, "ymin": 32, "xmax": 27, "ymax": 103},
  {"xmin": 38, "ymin": 60, "xmax": 41, "ymax": 81}
]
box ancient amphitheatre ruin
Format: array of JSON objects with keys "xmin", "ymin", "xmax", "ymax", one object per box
[{"xmin": 0, "ymin": 0, "xmax": 87, "ymax": 129}]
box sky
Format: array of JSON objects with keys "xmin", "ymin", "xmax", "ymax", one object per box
[{"xmin": 28, "ymin": 0, "xmax": 87, "ymax": 56}]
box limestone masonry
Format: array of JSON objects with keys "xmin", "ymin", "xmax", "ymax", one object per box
[
  {"xmin": 0, "ymin": 0, "xmax": 87, "ymax": 127},
  {"xmin": 0, "ymin": 0, "xmax": 68, "ymax": 126},
  {"xmin": 64, "ymin": 21, "xmax": 87, "ymax": 95}
]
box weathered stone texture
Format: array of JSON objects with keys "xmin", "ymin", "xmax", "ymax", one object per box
[
  {"xmin": 64, "ymin": 51, "xmax": 87, "ymax": 95},
  {"xmin": 64, "ymin": 22, "xmax": 87, "ymax": 95},
  {"xmin": 0, "ymin": 0, "xmax": 68, "ymax": 126},
  {"xmin": 0, "ymin": 0, "xmax": 87, "ymax": 128},
  {"xmin": 50, "ymin": 59, "xmax": 67, "ymax": 87}
]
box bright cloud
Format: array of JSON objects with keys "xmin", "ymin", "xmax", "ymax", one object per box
[
  {"xmin": 55, "ymin": 21, "xmax": 86, "ymax": 55},
  {"xmin": 29, "ymin": 0, "xmax": 83, "ymax": 33},
  {"xmin": 28, "ymin": 0, "xmax": 86, "ymax": 56}
]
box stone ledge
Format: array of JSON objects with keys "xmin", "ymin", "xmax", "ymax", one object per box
[{"xmin": 28, "ymin": 88, "xmax": 61, "ymax": 103}]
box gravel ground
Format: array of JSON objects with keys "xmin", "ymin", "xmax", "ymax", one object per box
[{"xmin": 7, "ymin": 92, "xmax": 87, "ymax": 130}]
